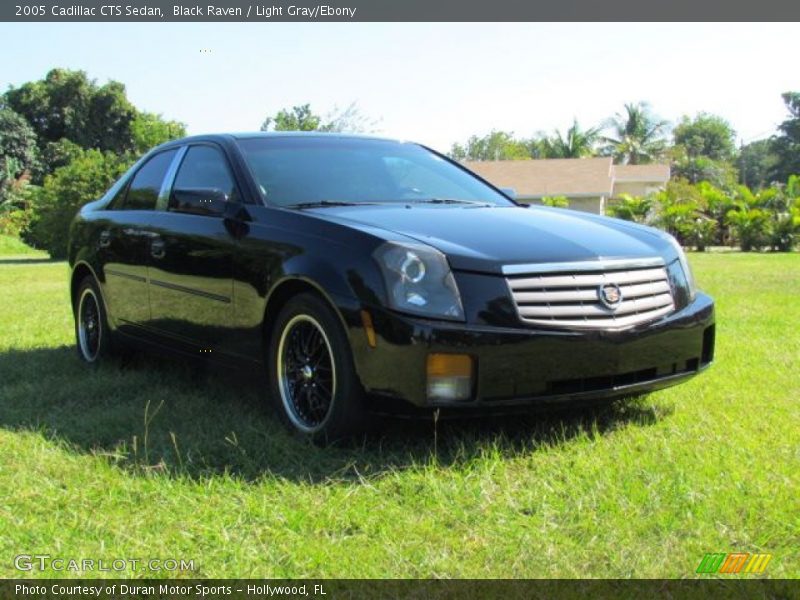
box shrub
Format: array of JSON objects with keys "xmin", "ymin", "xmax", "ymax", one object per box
[
  {"xmin": 768, "ymin": 211, "xmax": 799, "ymax": 252},
  {"xmin": 0, "ymin": 181, "xmax": 36, "ymax": 236},
  {"xmin": 22, "ymin": 149, "xmax": 131, "ymax": 258},
  {"xmin": 606, "ymin": 193, "xmax": 653, "ymax": 224},
  {"xmin": 765, "ymin": 185, "xmax": 800, "ymax": 251},
  {"xmin": 695, "ymin": 181, "xmax": 734, "ymax": 245},
  {"xmin": 653, "ymin": 179, "xmax": 704, "ymax": 243},
  {"xmin": 726, "ymin": 203, "xmax": 770, "ymax": 251},
  {"xmin": 540, "ymin": 195, "xmax": 570, "ymax": 208},
  {"xmin": 676, "ymin": 216, "xmax": 719, "ymax": 252},
  {"xmin": 0, "ymin": 107, "xmax": 39, "ymax": 207}
]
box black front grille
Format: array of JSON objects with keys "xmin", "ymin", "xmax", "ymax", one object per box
[
  {"xmin": 544, "ymin": 357, "xmax": 700, "ymax": 396},
  {"xmin": 545, "ymin": 367, "xmax": 659, "ymax": 395}
]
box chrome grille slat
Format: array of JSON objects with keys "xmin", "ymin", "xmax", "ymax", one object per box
[
  {"xmin": 518, "ymin": 293, "xmax": 673, "ymax": 318},
  {"xmin": 508, "ymin": 267, "xmax": 667, "ymax": 290},
  {"xmin": 506, "ymin": 260, "xmax": 675, "ymax": 331},
  {"xmin": 514, "ymin": 280, "xmax": 671, "ymax": 304},
  {"xmin": 525, "ymin": 305, "xmax": 675, "ymax": 330}
]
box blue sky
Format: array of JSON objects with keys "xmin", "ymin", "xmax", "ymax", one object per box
[{"xmin": 0, "ymin": 22, "xmax": 796, "ymax": 153}]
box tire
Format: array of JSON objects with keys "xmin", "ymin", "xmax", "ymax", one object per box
[
  {"xmin": 74, "ymin": 276, "xmax": 115, "ymax": 364},
  {"xmin": 267, "ymin": 293, "xmax": 367, "ymax": 444}
]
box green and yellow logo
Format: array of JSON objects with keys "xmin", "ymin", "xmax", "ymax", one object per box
[{"xmin": 696, "ymin": 552, "xmax": 772, "ymax": 574}]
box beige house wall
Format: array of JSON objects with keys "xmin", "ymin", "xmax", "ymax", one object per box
[
  {"xmin": 613, "ymin": 181, "xmax": 664, "ymax": 198},
  {"xmin": 466, "ymin": 159, "xmax": 670, "ymax": 215}
]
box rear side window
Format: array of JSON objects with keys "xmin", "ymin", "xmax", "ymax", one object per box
[
  {"xmin": 117, "ymin": 149, "xmax": 177, "ymax": 210},
  {"xmin": 173, "ymin": 145, "xmax": 237, "ymax": 201}
]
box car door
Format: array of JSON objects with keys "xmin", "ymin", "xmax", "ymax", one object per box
[
  {"xmin": 145, "ymin": 143, "xmax": 240, "ymax": 351},
  {"xmin": 98, "ymin": 148, "xmax": 178, "ymax": 333}
]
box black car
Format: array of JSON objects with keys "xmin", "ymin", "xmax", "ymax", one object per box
[{"xmin": 68, "ymin": 133, "xmax": 715, "ymax": 441}]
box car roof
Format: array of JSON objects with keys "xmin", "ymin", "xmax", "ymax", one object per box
[
  {"xmin": 231, "ymin": 131, "xmax": 402, "ymax": 143},
  {"xmin": 157, "ymin": 131, "xmax": 407, "ymax": 148}
]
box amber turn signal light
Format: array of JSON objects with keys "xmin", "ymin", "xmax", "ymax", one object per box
[
  {"xmin": 360, "ymin": 310, "xmax": 377, "ymax": 348},
  {"xmin": 426, "ymin": 353, "xmax": 473, "ymax": 402}
]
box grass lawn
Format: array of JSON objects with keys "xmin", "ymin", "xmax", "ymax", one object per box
[
  {"xmin": 0, "ymin": 234, "xmax": 47, "ymax": 257},
  {"xmin": 0, "ymin": 244, "xmax": 797, "ymax": 579}
]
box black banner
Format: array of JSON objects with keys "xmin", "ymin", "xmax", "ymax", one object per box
[
  {"xmin": 3, "ymin": 0, "xmax": 800, "ymax": 22},
  {"xmin": 2, "ymin": 579, "xmax": 798, "ymax": 600}
]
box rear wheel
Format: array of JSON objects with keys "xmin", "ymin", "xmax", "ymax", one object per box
[
  {"xmin": 268, "ymin": 293, "xmax": 367, "ymax": 443},
  {"xmin": 74, "ymin": 276, "xmax": 114, "ymax": 364}
]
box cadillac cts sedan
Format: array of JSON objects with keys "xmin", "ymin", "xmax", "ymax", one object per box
[{"xmin": 69, "ymin": 133, "xmax": 715, "ymax": 441}]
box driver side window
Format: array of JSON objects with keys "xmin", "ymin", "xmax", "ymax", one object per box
[
  {"xmin": 169, "ymin": 145, "xmax": 238, "ymax": 216},
  {"xmin": 174, "ymin": 146, "xmax": 235, "ymax": 195}
]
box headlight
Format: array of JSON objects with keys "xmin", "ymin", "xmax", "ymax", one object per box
[
  {"xmin": 373, "ymin": 242, "xmax": 464, "ymax": 321},
  {"xmin": 663, "ymin": 233, "xmax": 697, "ymax": 302}
]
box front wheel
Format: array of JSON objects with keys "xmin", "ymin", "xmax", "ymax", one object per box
[{"xmin": 267, "ymin": 293, "xmax": 367, "ymax": 443}]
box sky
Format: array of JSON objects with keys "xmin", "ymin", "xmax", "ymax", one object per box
[{"xmin": 0, "ymin": 22, "xmax": 797, "ymax": 154}]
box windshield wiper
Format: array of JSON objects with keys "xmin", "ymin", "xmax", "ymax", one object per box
[
  {"xmin": 287, "ymin": 198, "xmax": 492, "ymax": 209},
  {"xmin": 287, "ymin": 200, "xmax": 378, "ymax": 209},
  {"xmin": 405, "ymin": 198, "xmax": 492, "ymax": 206}
]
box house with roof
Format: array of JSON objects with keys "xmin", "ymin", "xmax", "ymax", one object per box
[
  {"xmin": 463, "ymin": 157, "xmax": 670, "ymax": 214},
  {"xmin": 611, "ymin": 163, "xmax": 671, "ymax": 199}
]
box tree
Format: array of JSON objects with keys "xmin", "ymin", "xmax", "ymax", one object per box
[
  {"xmin": 670, "ymin": 113, "xmax": 739, "ymax": 188},
  {"xmin": 524, "ymin": 136, "xmax": 551, "ymax": 159},
  {"xmin": 0, "ymin": 107, "xmax": 38, "ymax": 206},
  {"xmin": 22, "ymin": 149, "xmax": 130, "ymax": 258},
  {"xmin": 260, "ymin": 102, "xmax": 376, "ymax": 134},
  {"xmin": 35, "ymin": 138, "xmax": 84, "ymax": 182},
  {"xmin": 673, "ymin": 113, "xmax": 737, "ymax": 162},
  {"xmin": 3, "ymin": 69, "xmax": 138, "ymax": 157},
  {"xmin": 131, "ymin": 112, "xmax": 187, "ymax": 154},
  {"xmin": 602, "ymin": 102, "xmax": 669, "ymax": 164},
  {"xmin": 738, "ymin": 139, "xmax": 778, "ymax": 189},
  {"xmin": 770, "ymin": 92, "xmax": 800, "ymax": 182},
  {"xmin": 261, "ymin": 103, "xmax": 321, "ymax": 132},
  {"xmin": 671, "ymin": 147, "xmax": 738, "ymax": 188},
  {"xmin": 450, "ymin": 130, "xmax": 532, "ymax": 161},
  {"xmin": 323, "ymin": 102, "xmax": 378, "ymax": 133},
  {"xmin": 542, "ymin": 120, "xmax": 599, "ymax": 158}
]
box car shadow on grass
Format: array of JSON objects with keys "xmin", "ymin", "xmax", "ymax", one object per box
[{"xmin": 0, "ymin": 345, "xmax": 673, "ymax": 484}]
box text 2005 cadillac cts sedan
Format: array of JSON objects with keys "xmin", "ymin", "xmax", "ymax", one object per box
[{"xmin": 68, "ymin": 133, "xmax": 715, "ymax": 441}]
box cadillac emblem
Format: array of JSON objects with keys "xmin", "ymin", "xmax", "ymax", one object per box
[{"xmin": 598, "ymin": 283, "xmax": 623, "ymax": 309}]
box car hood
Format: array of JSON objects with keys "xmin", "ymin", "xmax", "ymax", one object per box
[{"xmin": 307, "ymin": 204, "xmax": 675, "ymax": 274}]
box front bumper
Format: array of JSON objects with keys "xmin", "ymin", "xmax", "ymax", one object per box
[{"xmin": 351, "ymin": 292, "xmax": 715, "ymax": 409}]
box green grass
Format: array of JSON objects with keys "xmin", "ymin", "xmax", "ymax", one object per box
[
  {"xmin": 0, "ymin": 234, "xmax": 46, "ymax": 257},
  {"xmin": 0, "ymin": 248, "xmax": 797, "ymax": 579}
]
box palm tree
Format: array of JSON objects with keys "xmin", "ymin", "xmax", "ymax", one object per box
[
  {"xmin": 543, "ymin": 119, "xmax": 600, "ymax": 158},
  {"xmin": 602, "ymin": 102, "xmax": 669, "ymax": 164}
]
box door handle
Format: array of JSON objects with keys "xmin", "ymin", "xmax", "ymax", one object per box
[
  {"xmin": 150, "ymin": 237, "xmax": 166, "ymax": 260},
  {"xmin": 98, "ymin": 230, "xmax": 111, "ymax": 249}
]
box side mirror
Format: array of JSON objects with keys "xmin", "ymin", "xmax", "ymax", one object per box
[
  {"xmin": 500, "ymin": 187, "xmax": 517, "ymax": 200},
  {"xmin": 169, "ymin": 188, "xmax": 228, "ymax": 217}
]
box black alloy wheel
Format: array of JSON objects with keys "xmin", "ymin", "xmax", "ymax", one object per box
[
  {"xmin": 75, "ymin": 276, "xmax": 113, "ymax": 363},
  {"xmin": 268, "ymin": 293, "xmax": 367, "ymax": 443}
]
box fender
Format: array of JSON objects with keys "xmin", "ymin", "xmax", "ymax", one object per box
[{"xmin": 68, "ymin": 259, "xmax": 114, "ymax": 331}]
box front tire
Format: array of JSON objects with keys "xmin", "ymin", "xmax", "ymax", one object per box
[
  {"xmin": 267, "ymin": 293, "xmax": 367, "ymax": 443},
  {"xmin": 74, "ymin": 276, "xmax": 114, "ymax": 364}
]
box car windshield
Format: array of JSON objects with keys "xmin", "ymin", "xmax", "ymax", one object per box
[{"xmin": 236, "ymin": 136, "xmax": 514, "ymax": 208}]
